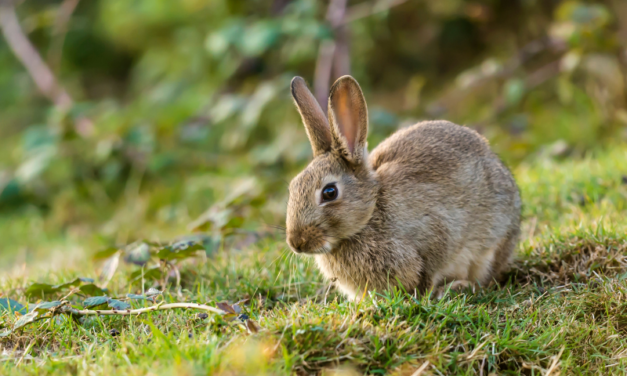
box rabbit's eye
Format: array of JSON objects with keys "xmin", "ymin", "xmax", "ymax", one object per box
[{"xmin": 321, "ymin": 184, "xmax": 338, "ymax": 202}]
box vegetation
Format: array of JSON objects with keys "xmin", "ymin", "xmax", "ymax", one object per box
[
  {"xmin": 1, "ymin": 146, "xmax": 627, "ymax": 374},
  {"xmin": 1, "ymin": 0, "xmax": 627, "ymax": 374}
]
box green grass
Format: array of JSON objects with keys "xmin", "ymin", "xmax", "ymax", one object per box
[{"xmin": 2, "ymin": 145, "xmax": 627, "ymax": 375}]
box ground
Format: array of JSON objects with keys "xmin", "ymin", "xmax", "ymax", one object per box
[{"xmin": 1, "ymin": 146, "xmax": 627, "ymax": 375}]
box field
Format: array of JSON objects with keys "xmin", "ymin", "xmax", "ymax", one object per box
[
  {"xmin": 2, "ymin": 0, "xmax": 627, "ymax": 374},
  {"xmin": 2, "ymin": 145, "xmax": 627, "ymax": 375}
]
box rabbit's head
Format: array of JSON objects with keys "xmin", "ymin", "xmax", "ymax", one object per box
[{"xmin": 286, "ymin": 76, "xmax": 377, "ymax": 254}]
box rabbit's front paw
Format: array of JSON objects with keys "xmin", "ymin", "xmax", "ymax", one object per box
[{"xmin": 435, "ymin": 280, "xmax": 475, "ymax": 299}]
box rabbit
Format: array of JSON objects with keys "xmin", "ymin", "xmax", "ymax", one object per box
[{"xmin": 286, "ymin": 75, "xmax": 521, "ymax": 300}]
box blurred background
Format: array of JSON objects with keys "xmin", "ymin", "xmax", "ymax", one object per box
[{"xmin": 0, "ymin": 0, "xmax": 626, "ymax": 270}]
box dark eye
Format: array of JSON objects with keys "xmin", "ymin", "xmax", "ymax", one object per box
[{"xmin": 321, "ymin": 184, "xmax": 338, "ymax": 202}]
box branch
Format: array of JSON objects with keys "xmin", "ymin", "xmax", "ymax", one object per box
[
  {"xmin": 0, "ymin": 4, "xmax": 72, "ymax": 110},
  {"xmin": 313, "ymin": 0, "xmax": 348, "ymax": 110},
  {"xmin": 0, "ymin": 4, "xmax": 93, "ymax": 136},
  {"xmin": 314, "ymin": 40, "xmax": 336, "ymax": 111},
  {"xmin": 48, "ymin": 0, "xmax": 80, "ymax": 73},
  {"xmin": 313, "ymin": 0, "xmax": 407, "ymax": 109},
  {"xmin": 63, "ymin": 302, "xmax": 225, "ymax": 316},
  {"xmin": 344, "ymin": 0, "xmax": 408, "ymax": 24},
  {"xmin": 428, "ymin": 38, "xmax": 567, "ymax": 117},
  {"xmin": 0, "ymin": 301, "xmax": 226, "ymax": 337}
]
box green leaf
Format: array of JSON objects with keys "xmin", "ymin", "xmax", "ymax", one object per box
[
  {"xmin": 504, "ymin": 78, "xmax": 525, "ymax": 106},
  {"xmin": 108, "ymin": 299, "xmax": 131, "ymax": 310},
  {"xmin": 52, "ymin": 277, "xmax": 83, "ymax": 290},
  {"xmin": 125, "ymin": 243, "xmax": 151, "ymax": 266},
  {"xmin": 0, "ymin": 330, "xmax": 11, "ymax": 337},
  {"xmin": 24, "ymin": 283, "xmax": 59, "ymax": 297},
  {"xmin": 83, "ymin": 296, "xmax": 110, "ymax": 309},
  {"xmin": 0, "ymin": 298, "xmax": 26, "ymax": 314},
  {"xmin": 222, "ymin": 216, "xmax": 245, "ymax": 232},
  {"xmin": 79, "ymin": 284, "xmax": 106, "ymax": 296},
  {"xmin": 156, "ymin": 242, "xmax": 204, "ymax": 261},
  {"xmin": 32, "ymin": 301, "xmax": 64, "ymax": 313},
  {"xmin": 126, "ymin": 294, "xmax": 147, "ymax": 300},
  {"xmin": 239, "ymin": 21, "xmax": 281, "ymax": 56},
  {"xmin": 13, "ymin": 311, "xmax": 39, "ymax": 331},
  {"xmin": 93, "ymin": 247, "xmax": 120, "ymax": 260},
  {"xmin": 145, "ymin": 288, "xmax": 162, "ymax": 298},
  {"xmin": 129, "ymin": 266, "xmax": 162, "ymax": 282}
]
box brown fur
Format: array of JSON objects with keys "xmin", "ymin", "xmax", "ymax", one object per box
[{"xmin": 286, "ymin": 76, "xmax": 521, "ymax": 299}]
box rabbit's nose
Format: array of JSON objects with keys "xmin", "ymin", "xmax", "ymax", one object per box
[{"xmin": 287, "ymin": 232, "xmax": 306, "ymax": 253}]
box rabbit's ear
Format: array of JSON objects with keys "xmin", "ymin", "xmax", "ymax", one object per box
[
  {"xmin": 291, "ymin": 77, "xmax": 332, "ymax": 157},
  {"xmin": 328, "ymin": 75, "xmax": 368, "ymax": 166}
]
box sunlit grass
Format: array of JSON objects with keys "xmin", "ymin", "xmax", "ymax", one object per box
[{"xmin": 1, "ymin": 145, "xmax": 627, "ymax": 375}]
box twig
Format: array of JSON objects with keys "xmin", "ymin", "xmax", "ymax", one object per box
[
  {"xmin": 545, "ymin": 346, "xmax": 566, "ymax": 376},
  {"xmin": 410, "ymin": 361, "xmax": 430, "ymax": 376},
  {"xmin": 64, "ymin": 302, "xmax": 225, "ymax": 316},
  {"xmin": 314, "ymin": 39, "xmax": 336, "ymax": 110},
  {"xmin": 314, "ymin": 0, "xmax": 348, "ymax": 110},
  {"xmin": 0, "ymin": 3, "xmax": 93, "ymax": 136},
  {"xmin": 15, "ymin": 339, "xmax": 35, "ymax": 367},
  {"xmin": 48, "ymin": 0, "xmax": 81, "ymax": 72},
  {"xmin": 0, "ymin": 4, "xmax": 72, "ymax": 110},
  {"xmin": 344, "ymin": 0, "xmax": 408, "ymax": 24},
  {"xmin": 429, "ymin": 38, "xmax": 566, "ymax": 117}
]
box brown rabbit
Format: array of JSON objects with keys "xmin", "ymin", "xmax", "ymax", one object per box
[{"xmin": 286, "ymin": 75, "xmax": 521, "ymax": 300}]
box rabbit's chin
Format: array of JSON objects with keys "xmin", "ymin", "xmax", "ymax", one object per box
[{"xmin": 296, "ymin": 240, "xmax": 335, "ymax": 256}]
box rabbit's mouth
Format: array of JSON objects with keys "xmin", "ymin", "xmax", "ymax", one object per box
[
  {"xmin": 296, "ymin": 240, "xmax": 333, "ymax": 255},
  {"xmin": 287, "ymin": 227, "xmax": 337, "ymax": 254}
]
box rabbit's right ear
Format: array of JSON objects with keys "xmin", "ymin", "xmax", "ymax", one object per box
[{"xmin": 291, "ymin": 77, "xmax": 332, "ymax": 157}]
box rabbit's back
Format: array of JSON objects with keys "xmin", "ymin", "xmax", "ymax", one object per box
[{"xmin": 369, "ymin": 120, "xmax": 521, "ymax": 287}]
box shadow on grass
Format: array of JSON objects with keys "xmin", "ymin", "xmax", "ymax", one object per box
[{"xmin": 506, "ymin": 234, "xmax": 627, "ymax": 287}]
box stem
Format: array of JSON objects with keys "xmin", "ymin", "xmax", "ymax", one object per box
[
  {"xmin": 0, "ymin": 3, "xmax": 93, "ymax": 136},
  {"xmin": 343, "ymin": 0, "xmax": 408, "ymax": 24},
  {"xmin": 48, "ymin": 0, "xmax": 81, "ymax": 73},
  {"xmin": 0, "ymin": 4, "xmax": 72, "ymax": 110},
  {"xmin": 64, "ymin": 302, "xmax": 225, "ymax": 316},
  {"xmin": 313, "ymin": 0, "xmax": 348, "ymax": 110}
]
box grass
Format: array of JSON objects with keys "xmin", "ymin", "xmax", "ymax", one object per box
[{"xmin": 1, "ymin": 145, "xmax": 627, "ymax": 375}]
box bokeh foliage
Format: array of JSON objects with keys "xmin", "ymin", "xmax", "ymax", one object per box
[{"xmin": 0, "ymin": 0, "xmax": 626, "ymax": 265}]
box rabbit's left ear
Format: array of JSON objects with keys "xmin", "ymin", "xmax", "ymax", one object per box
[
  {"xmin": 291, "ymin": 77, "xmax": 332, "ymax": 157},
  {"xmin": 328, "ymin": 75, "xmax": 368, "ymax": 166}
]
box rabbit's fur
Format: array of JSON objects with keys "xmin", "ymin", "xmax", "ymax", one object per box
[{"xmin": 286, "ymin": 75, "xmax": 521, "ymax": 299}]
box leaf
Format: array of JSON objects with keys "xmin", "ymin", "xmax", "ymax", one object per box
[
  {"xmin": 99, "ymin": 252, "xmax": 121, "ymax": 282},
  {"xmin": 504, "ymin": 78, "xmax": 525, "ymax": 106},
  {"xmin": 232, "ymin": 303, "xmax": 242, "ymax": 314},
  {"xmin": 156, "ymin": 243, "xmax": 204, "ymax": 261},
  {"xmin": 145, "ymin": 288, "xmax": 162, "ymax": 298},
  {"xmin": 83, "ymin": 296, "xmax": 110, "ymax": 309},
  {"xmin": 216, "ymin": 302, "xmax": 236, "ymax": 314},
  {"xmin": 222, "ymin": 216, "xmax": 245, "ymax": 234},
  {"xmin": 223, "ymin": 313, "xmax": 238, "ymax": 322},
  {"xmin": 129, "ymin": 266, "xmax": 162, "ymax": 282},
  {"xmin": 32, "ymin": 301, "xmax": 64, "ymax": 313},
  {"xmin": 0, "ymin": 298, "xmax": 26, "ymax": 314},
  {"xmin": 108, "ymin": 299, "xmax": 131, "ymax": 310},
  {"xmin": 24, "ymin": 283, "xmax": 59, "ymax": 297},
  {"xmin": 126, "ymin": 294, "xmax": 147, "ymax": 300},
  {"xmin": 13, "ymin": 311, "xmax": 39, "ymax": 331},
  {"xmin": 79, "ymin": 284, "xmax": 106, "ymax": 296},
  {"xmin": 125, "ymin": 243, "xmax": 151, "ymax": 266},
  {"xmin": 52, "ymin": 277, "xmax": 83, "ymax": 290},
  {"xmin": 93, "ymin": 247, "xmax": 120, "ymax": 260},
  {"xmin": 245, "ymin": 319, "xmax": 260, "ymax": 334},
  {"xmin": 239, "ymin": 21, "xmax": 281, "ymax": 56},
  {"xmin": 0, "ymin": 330, "xmax": 11, "ymax": 337}
]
